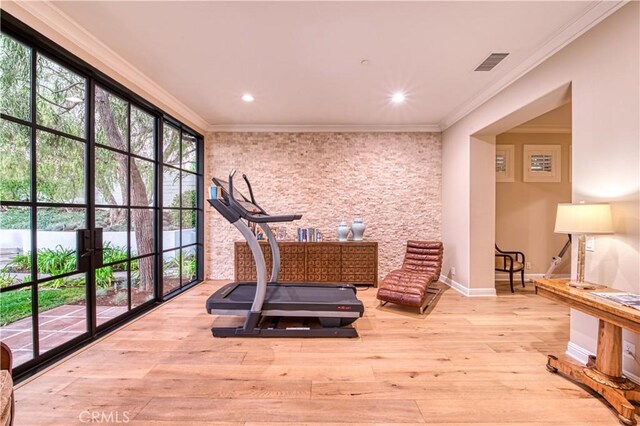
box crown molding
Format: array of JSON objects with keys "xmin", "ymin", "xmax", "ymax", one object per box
[
  {"xmin": 3, "ymin": 0, "xmax": 625, "ymax": 134},
  {"xmin": 505, "ymin": 124, "xmax": 572, "ymax": 134},
  {"xmin": 438, "ymin": 0, "xmax": 628, "ymax": 131},
  {"xmin": 3, "ymin": 0, "xmax": 209, "ymax": 133},
  {"xmin": 207, "ymin": 123, "xmax": 442, "ymax": 133}
]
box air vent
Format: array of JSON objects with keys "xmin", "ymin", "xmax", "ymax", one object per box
[{"xmin": 475, "ymin": 53, "xmax": 509, "ymax": 71}]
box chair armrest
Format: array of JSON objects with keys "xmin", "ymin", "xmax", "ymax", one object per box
[
  {"xmin": 508, "ymin": 251, "xmax": 525, "ymax": 263},
  {"xmin": 496, "ymin": 249, "xmax": 525, "ymax": 263},
  {"xmin": 0, "ymin": 343, "xmax": 12, "ymax": 371}
]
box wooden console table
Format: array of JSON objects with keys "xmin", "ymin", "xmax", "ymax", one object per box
[
  {"xmin": 534, "ymin": 278, "xmax": 640, "ymax": 425},
  {"xmin": 235, "ymin": 241, "xmax": 378, "ymax": 286}
]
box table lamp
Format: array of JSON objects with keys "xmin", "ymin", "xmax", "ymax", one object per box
[{"xmin": 554, "ymin": 202, "xmax": 613, "ymax": 289}]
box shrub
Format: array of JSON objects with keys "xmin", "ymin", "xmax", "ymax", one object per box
[
  {"xmin": 4, "ymin": 252, "xmax": 30, "ymax": 272},
  {"xmin": 37, "ymin": 245, "xmax": 76, "ymax": 277},
  {"xmin": 165, "ymin": 253, "xmax": 196, "ymax": 280},
  {"xmin": 0, "ymin": 207, "xmax": 30, "ymax": 229},
  {"xmin": 95, "ymin": 265, "xmax": 115, "ymax": 289},
  {"xmin": 0, "ymin": 208, "xmax": 87, "ymax": 231},
  {"xmin": 102, "ymin": 242, "xmax": 128, "ymax": 267},
  {"xmin": 169, "ymin": 189, "xmax": 196, "ymax": 228},
  {"xmin": 0, "ymin": 179, "xmax": 29, "ymax": 203},
  {"xmin": 182, "ymin": 254, "xmax": 197, "ymax": 280},
  {"xmin": 0, "ymin": 270, "xmax": 15, "ymax": 289},
  {"xmin": 3, "ymin": 243, "xmax": 130, "ymax": 289}
]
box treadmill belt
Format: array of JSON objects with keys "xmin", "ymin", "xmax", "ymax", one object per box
[{"xmin": 225, "ymin": 283, "xmax": 358, "ymax": 304}]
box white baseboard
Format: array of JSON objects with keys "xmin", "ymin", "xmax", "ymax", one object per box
[
  {"xmin": 566, "ymin": 341, "xmax": 593, "ymax": 364},
  {"xmin": 495, "ymin": 273, "xmax": 570, "ymax": 282},
  {"xmin": 566, "ymin": 341, "xmax": 640, "ymax": 384},
  {"xmin": 440, "ymin": 275, "xmax": 497, "ymax": 297}
]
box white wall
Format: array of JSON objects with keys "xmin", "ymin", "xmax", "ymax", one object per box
[
  {"xmin": 442, "ymin": 2, "xmax": 639, "ymax": 372},
  {"xmin": 495, "ymin": 132, "xmax": 572, "ymax": 276}
]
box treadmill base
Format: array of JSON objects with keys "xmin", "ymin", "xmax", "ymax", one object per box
[{"xmin": 211, "ymin": 326, "xmax": 358, "ymax": 338}]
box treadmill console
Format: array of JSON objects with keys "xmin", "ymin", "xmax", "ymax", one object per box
[{"xmin": 212, "ymin": 178, "xmax": 262, "ymax": 214}]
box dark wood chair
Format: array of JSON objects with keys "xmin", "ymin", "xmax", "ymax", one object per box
[
  {"xmin": 495, "ymin": 244, "xmax": 526, "ymax": 293},
  {"xmin": 0, "ymin": 342, "xmax": 14, "ymax": 426},
  {"xmin": 376, "ymin": 241, "xmax": 443, "ymax": 314}
]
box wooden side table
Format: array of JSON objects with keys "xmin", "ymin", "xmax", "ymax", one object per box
[{"xmin": 534, "ymin": 278, "xmax": 640, "ymax": 425}]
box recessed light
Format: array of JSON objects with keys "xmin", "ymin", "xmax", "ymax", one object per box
[
  {"xmin": 391, "ymin": 92, "xmax": 405, "ymax": 104},
  {"xmin": 242, "ymin": 94, "xmax": 254, "ymax": 102}
]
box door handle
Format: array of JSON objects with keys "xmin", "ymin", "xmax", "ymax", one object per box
[
  {"xmin": 76, "ymin": 228, "xmax": 104, "ymax": 272},
  {"xmin": 94, "ymin": 228, "xmax": 103, "ymax": 268}
]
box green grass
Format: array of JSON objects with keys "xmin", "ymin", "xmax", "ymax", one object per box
[{"xmin": 0, "ymin": 287, "xmax": 85, "ymax": 325}]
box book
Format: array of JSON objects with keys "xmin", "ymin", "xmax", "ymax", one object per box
[
  {"xmin": 209, "ymin": 186, "xmax": 224, "ymax": 200},
  {"xmin": 590, "ymin": 292, "xmax": 640, "ymax": 310}
]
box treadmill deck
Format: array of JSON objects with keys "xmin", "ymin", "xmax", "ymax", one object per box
[{"xmin": 207, "ymin": 282, "xmax": 364, "ymax": 317}]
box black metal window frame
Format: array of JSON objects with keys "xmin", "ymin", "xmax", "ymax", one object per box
[
  {"xmin": 0, "ymin": 11, "xmax": 204, "ymax": 381},
  {"xmin": 160, "ymin": 119, "xmax": 204, "ymax": 297}
]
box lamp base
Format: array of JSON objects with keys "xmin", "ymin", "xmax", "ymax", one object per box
[{"xmin": 567, "ymin": 280, "xmax": 605, "ymax": 290}]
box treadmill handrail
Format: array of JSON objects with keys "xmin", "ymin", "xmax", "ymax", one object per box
[
  {"xmin": 243, "ymin": 173, "xmax": 264, "ymax": 212},
  {"xmin": 214, "ymin": 172, "xmax": 286, "ymax": 293},
  {"xmin": 223, "ymin": 171, "xmax": 301, "ymax": 223}
]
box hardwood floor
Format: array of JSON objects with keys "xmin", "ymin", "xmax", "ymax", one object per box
[{"xmin": 14, "ymin": 280, "xmax": 622, "ymax": 425}]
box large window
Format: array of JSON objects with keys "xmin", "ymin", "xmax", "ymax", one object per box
[
  {"xmin": 1, "ymin": 34, "xmax": 90, "ymax": 369},
  {"xmin": 94, "ymin": 86, "xmax": 157, "ymax": 325},
  {"xmin": 0, "ymin": 18, "xmax": 203, "ymax": 379},
  {"xmin": 161, "ymin": 124, "xmax": 201, "ymax": 295}
]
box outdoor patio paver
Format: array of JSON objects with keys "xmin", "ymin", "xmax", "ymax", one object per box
[
  {"xmin": 38, "ymin": 331, "xmax": 84, "ymax": 351},
  {"xmin": 0, "ymin": 330, "xmax": 33, "ymax": 348},
  {"xmin": 11, "ymin": 350, "xmax": 33, "ymax": 367},
  {"xmin": 0, "ymin": 304, "xmax": 126, "ymax": 368},
  {"xmin": 37, "ymin": 305, "xmax": 85, "ymax": 317},
  {"xmin": 38, "ymin": 316, "xmax": 86, "ymax": 331},
  {"xmin": 1, "ymin": 316, "xmax": 34, "ymax": 331}
]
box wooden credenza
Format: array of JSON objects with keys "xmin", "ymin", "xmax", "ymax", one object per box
[{"xmin": 234, "ymin": 241, "xmax": 378, "ymax": 286}]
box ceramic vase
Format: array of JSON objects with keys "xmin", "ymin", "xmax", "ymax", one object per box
[
  {"xmin": 351, "ymin": 217, "xmax": 366, "ymax": 241},
  {"xmin": 337, "ymin": 220, "xmax": 350, "ymax": 242}
]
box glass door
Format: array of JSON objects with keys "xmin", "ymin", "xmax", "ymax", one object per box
[
  {"xmin": 1, "ymin": 20, "xmax": 200, "ymax": 378},
  {"xmin": 1, "ymin": 35, "xmax": 90, "ymax": 368},
  {"xmin": 0, "ymin": 35, "xmax": 159, "ymax": 370},
  {"xmin": 93, "ymin": 86, "xmax": 156, "ymax": 327}
]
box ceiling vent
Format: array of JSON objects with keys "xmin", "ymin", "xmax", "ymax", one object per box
[{"xmin": 474, "ymin": 53, "xmax": 509, "ymax": 71}]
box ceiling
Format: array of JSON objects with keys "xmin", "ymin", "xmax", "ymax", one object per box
[{"xmin": 51, "ymin": 1, "xmax": 601, "ymax": 129}]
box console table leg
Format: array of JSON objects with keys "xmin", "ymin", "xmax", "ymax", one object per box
[
  {"xmin": 584, "ymin": 377, "xmax": 637, "ymax": 426},
  {"xmin": 597, "ymin": 320, "xmax": 623, "ymax": 378},
  {"xmin": 546, "ymin": 353, "xmax": 638, "ymax": 425},
  {"xmin": 618, "ymin": 411, "xmax": 637, "ymax": 426}
]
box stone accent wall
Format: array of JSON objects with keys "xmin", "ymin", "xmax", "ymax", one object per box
[{"xmin": 204, "ymin": 132, "xmax": 442, "ymax": 281}]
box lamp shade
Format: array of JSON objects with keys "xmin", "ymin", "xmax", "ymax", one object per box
[{"xmin": 554, "ymin": 203, "xmax": 613, "ymax": 234}]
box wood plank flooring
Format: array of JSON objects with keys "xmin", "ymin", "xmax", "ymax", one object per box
[{"xmin": 14, "ymin": 281, "xmax": 623, "ymax": 425}]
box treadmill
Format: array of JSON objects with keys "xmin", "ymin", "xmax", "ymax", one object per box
[{"xmin": 206, "ymin": 170, "xmax": 364, "ymax": 338}]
